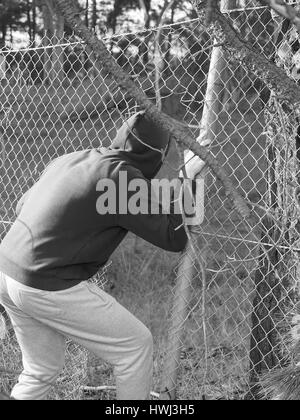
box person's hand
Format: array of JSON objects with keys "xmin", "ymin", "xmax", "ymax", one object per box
[
  {"xmin": 181, "ymin": 139, "xmax": 210, "ymax": 179},
  {"xmin": 184, "ymin": 150, "xmax": 205, "ymax": 179},
  {"xmin": 180, "ymin": 139, "xmax": 210, "ymax": 226}
]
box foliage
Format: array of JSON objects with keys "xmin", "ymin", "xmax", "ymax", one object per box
[
  {"xmin": 0, "ymin": 0, "xmax": 195, "ymax": 45},
  {"xmin": 0, "ymin": 0, "xmax": 28, "ymax": 43}
]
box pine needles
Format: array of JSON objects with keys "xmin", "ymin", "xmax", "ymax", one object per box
[
  {"xmin": 259, "ymin": 302, "xmax": 300, "ymax": 400},
  {"xmin": 260, "ymin": 365, "xmax": 300, "ymax": 400}
]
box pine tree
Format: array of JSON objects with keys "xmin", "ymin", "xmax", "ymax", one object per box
[{"xmin": 0, "ymin": 0, "xmax": 27, "ymax": 43}]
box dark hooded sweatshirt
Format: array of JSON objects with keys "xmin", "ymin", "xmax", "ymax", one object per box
[{"xmin": 0, "ymin": 113, "xmax": 188, "ymax": 291}]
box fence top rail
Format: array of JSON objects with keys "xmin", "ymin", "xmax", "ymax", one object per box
[
  {"xmin": 1, "ymin": 2, "xmax": 299, "ymax": 56},
  {"xmin": 0, "ymin": 17, "xmax": 200, "ymax": 56}
]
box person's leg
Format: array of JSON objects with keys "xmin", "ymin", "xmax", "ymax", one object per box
[
  {"xmin": 5, "ymin": 278, "xmax": 154, "ymax": 400},
  {"xmin": 0, "ymin": 274, "xmax": 66, "ymax": 400},
  {"xmin": 47, "ymin": 282, "xmax": 153, "ymax": 400},
  {"xmin": 9, "ymin": 311, "xmax": 66, "ymax": 400},
  {"xmin": 70, "ymin": 282, "xmax": 154, "ymax": 400}
]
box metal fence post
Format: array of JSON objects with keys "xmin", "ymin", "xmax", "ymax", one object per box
[{"xmin": 160, "ymin": 242, "xmax": 196, "ymax": 400}]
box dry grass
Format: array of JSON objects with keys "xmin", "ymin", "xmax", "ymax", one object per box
[{"xmin": 0, "ymin": 326, "xmax": 88, "ymax": 400}]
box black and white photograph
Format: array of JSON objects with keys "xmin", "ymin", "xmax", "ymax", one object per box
[{"xmin": 0, "ymin": 0, "xmax": 300, "ymax": 404}]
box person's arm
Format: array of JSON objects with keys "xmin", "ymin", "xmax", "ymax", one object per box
[{"xmin": 116, "ymin": 168, "xmax": 188, "ymax": 252}]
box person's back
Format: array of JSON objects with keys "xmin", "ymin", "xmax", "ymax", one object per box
[{"xmin": 0, "ymin": 150, "xmax": 120, "ymax": 290}]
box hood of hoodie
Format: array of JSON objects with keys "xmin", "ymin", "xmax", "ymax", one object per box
[{"xmin": 108, "ymin": 112, "xmax": 171, "ymax": 180}]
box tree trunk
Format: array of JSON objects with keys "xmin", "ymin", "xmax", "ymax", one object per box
[
  {"xmin": 27, "ymin": 0, "xmax": 37, "ymax": 46},
  {"xmin": 42, "ymin": 0, "xmax": 55, "ymax": 85},
  {"xmin": 9, "ymin": 24, "xmax": 13, "ymax": 45},
  {"xmin": 52, "ymin": 11, "xmax": 65, "ymax": 88},
  {"xmin": 139, "ymin": 0, "xmax": 151, "ymax": 64},
  {"xmin": 42, "ymin": 0, "xmax": 65, "ymax": 88},
  {"xmin": 198, "ymin": 0, "xmax": 232, "ymax": 144},
  {"xmin": 158, "ymin": 0, "xmax": 177, "ymax": 78},
  {"xmin": 92, "ymin": 0, "xmax": 98, "ymax": 31},
  {"xmin": 160, "ymin": 243, "xmax": 196, "ymax": 400},
  {"xmin": 248, "ymin": 217, "xmax": 282, "ymax": 399},
  {"xmin": 32, "ymin": 0, "xmax": 37, "ymax": 46},
  {"xmin": 109, "ymin": 1, "xmax": 119, "ymax": 34},
  {"xmin": 165, "ymin": 2, "xmax": 176, "ymax": 66},
  {"xmin": 1, "ymin": 24, "xmax": 7, "ymax": 45},
  {"xmin": 248, "ymin": 93, "xmax": 300, "ymax": 399},
  {"xmin": 198, "ymin": 46, "xmax": 225, "ymax": 144},
  {"xmin": 85, "ymin": 0, "xmax": 89, "ymax": 28},
  {"xmin": 246, "ymin": 7, "xmax": 300, "ymax": 397},
  {"xmin": 139, "ymin": 0, "xmax": 151, "ymax": 27},
  {"xmin": 27, "ymin": 0, "xmax": 33, "ymax": 43}
]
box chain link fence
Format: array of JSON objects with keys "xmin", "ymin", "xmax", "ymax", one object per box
[{"xmin": 0, "ymin": 4, "xmax": 300, "ymax": 400}]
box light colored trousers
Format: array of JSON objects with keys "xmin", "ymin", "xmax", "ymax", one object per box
[{"xmin": 0, "ymin": 273, "xmax": 153, "ymax": 400}]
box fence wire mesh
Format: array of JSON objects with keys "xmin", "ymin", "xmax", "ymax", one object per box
[{"xmin": 0, "ymin": 4, "xmax": 300, "ymax": 400}]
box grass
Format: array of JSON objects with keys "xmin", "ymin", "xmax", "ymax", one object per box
[{"xmin": 0, "ymin": 75, "xmax": 269, "ymax": 400}]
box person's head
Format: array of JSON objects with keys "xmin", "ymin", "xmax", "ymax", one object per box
[{"xmin": 109, "ymin": 112, "xmax": 171, "ymax": 179}]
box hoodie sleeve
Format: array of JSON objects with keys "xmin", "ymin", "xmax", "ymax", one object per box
[{"xmin": 116, "ymin": 167, "xmax": 188, "ymax": 252}]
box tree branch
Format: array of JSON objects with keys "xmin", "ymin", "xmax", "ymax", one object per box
[
  {"xmin": 53, "ymin": 0, "xmax": 250, "ymax": 219},
  {"xmin": 138, "ymin": 0, "xmax": 149, "ymax": 27},
  {"xmin": 194, "ymin": 5, "xmax": 300, "ymax": 107},
  {"xmin": 257, "ymin": 0, "xmax": 300, "ymax": 33}
]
